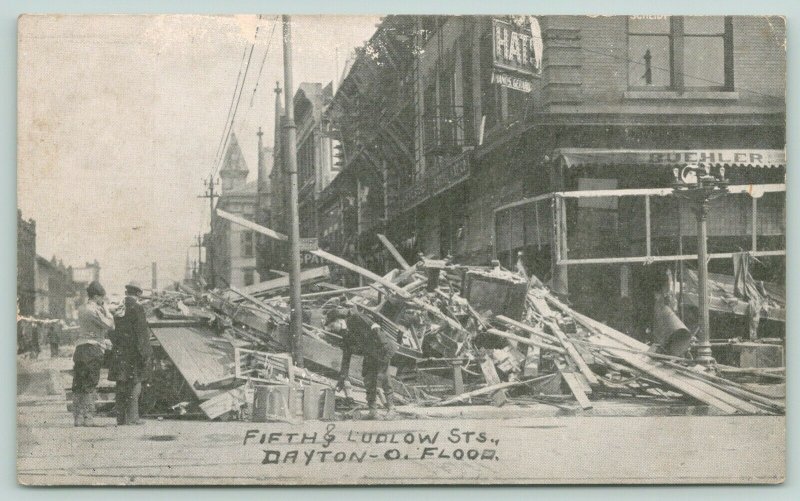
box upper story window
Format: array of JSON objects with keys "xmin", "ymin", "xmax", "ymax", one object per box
[
  {"xmin": 627, "ymin": 16, "xmax": 733, "ymax": 91},
  {"xmin": 240, "ymin": 230, "xmax": 254, "ymax": 258}
]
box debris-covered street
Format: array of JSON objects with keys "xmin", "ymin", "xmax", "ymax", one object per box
[
  {"xmin": 16, "ymin": 13, "xmax": 787, "ymax": 485},
  {"xmin": 17, "ymin": 357, "xmax": 785, "ymax": 485}
]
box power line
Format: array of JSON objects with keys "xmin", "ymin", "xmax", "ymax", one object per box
[
  {"xmin": 210, "ymin": 44, "xmax": 249, "ymax": 178},
  {"xmin": 213, "ymin": 27, "xmax": 259, "ymax": 178},
  {"xmin": 249, "ymin": 16, "xmax": 280, "ymax": 108}
]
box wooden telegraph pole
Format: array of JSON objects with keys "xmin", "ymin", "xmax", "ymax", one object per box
[{"xmin": 282, "ymin": 15, "xmax": 304, "ymax": 367}]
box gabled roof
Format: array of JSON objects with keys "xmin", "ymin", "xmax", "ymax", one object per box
[{"xmin": 220, "ymin": 132, "xmax": 249, "ymax": 174}]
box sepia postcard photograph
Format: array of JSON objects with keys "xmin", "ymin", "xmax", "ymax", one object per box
[{"xmin": 16, "ymin": 13, "xmax": 786, "ymax": 485}]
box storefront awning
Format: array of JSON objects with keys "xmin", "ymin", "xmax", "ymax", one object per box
[{"xmin": 554, "ymin": 148, "xmax": 786, "ymax": 169}]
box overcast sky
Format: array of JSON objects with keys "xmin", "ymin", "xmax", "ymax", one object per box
[{"xmin": 18, "ymin": 14, "xmax": 380, "ymax": 294}]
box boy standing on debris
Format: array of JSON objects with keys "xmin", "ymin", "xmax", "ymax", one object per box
[
  {"xmin": 109, "ymin": 281, "xmax": 153, "ymax": 425},
  {"xmin": 326, "ymin": 303, "xmax": 397, "ymax": 419},
  {"xmin": 73, "ymin": 281, "xmax": 115, "ymax": 427}
]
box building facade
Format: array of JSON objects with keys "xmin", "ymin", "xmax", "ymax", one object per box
[
  {"xmin": 320, "ymin": 15, "xmax": 785, "ymax": 334},
  {"xmin": 17, "ymin": 210, "xmax": 36, "ymax": 316},
  {"xmin": 207, "ymin": 132, "xmax": 261, "ymax": 288},
  {"xmin": 269, "ymin": 81, "xmax": 338, "ymax": 274},
  {"xmin": 34, "ymin": 255, "xmax": 79, "ymax": 319}
]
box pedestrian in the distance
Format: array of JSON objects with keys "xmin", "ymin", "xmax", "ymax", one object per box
[
  {"xmin": 48, "ymin": 320, "xmax": 62, "ymax": 358},
  {"xmin": 73, "ymin": 281, "xmax": 115, "ymax": 427},
  {"xmin": 109, "ymin": 281, "xmax": 152, "ymax": 425}
]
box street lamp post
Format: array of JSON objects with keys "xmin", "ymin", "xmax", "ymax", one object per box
[{"xmin": 672, "ymin": 164, "xmax": 729, "ymax": 365}]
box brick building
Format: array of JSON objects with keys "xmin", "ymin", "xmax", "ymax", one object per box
[
  {"xmin": 17, "ymin": 210, "xmax": 36, "ymax": 316},
  {"xmin": 207, "ymin": 132, "xmax": 261, "ymax": 288},
  {"xmin": 320, "ymin": 15, "xmax": 785, "ymax": 335}
]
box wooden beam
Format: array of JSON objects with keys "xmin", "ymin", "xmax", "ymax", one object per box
[
  {"xmin": 479, "ymin": 357, "xmax": 508, "ymax": 406},
  {"xmin": 377, "ymin": 233, "xmax": 411, "ymax": 270},
  {"xmin": 432, "ymin": 376, "xmax": 549, "ymax": 407},
  {"xmin": 309, "ymin": 249, "xmax": 467, "ymax": 333},
  {"xmin": 216, "ymin": 208, "xmax": 288, "ymax": 241},
  {"xmin": 495, "ymin": 315, "xmax": 560, "ymax": 345},
  {"xmin": 545, "ymin": 319, "xmax": 600, "ymax": 387},
  {"xmin": 232, "ymin": 267, "xmax": 330, "ymax": 298},
  {"xmin": 554, "ymin": 358, "xmax": 592, "ymax": 409},
  {"xmin": 485, "ymin": 328, "xmax": 566, "ymax": 354}
]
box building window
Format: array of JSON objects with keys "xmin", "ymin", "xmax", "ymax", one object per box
[
  {"xmin": 243, "ymin": 268, "xmax": 255, "ymax": 286},
  {"xmin": 241, "ymin": 231, "xmax": 254, "ymax": 258},
  {"xmin": 627, "ymin": 16, "xmax": 733, "ymax": 91}
]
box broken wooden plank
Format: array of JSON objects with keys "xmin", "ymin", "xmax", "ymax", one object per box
[
  {"xmin": 485, "ymin": 328, "xmax": 566, "ymax": 354},
  {"xmin": 432, "ymin": 376, "xmax": 548, "ymax": 407},
  {"xmin": 377, "ymin": 233, "xmax": 411, "ymax": 270},
  {"xmin": 199, "ymin": 385, "xmax": 250, "ymax": 420},
  {"xmin": 231, "ymin": 267, "xmax": 330, "ymax": 298},
  {"xmin": 216, "ymin": 208, "xmax": 288, "ymax": 241},
  {"xmin": 479, "ymin": 357, "xmax": 508, "ymax": 406},
  {"xmin": 544, "ymin": 319, "xmax": 600, "ymax": 387},
  {"xmin": 560, "ymin": 371, "xmax": 593, "ymax": 410},
  {"xmin": 310, "ymin": 248, "xmax": 467, "ymax": 334},
  {"xmin": 496, "ymin": 315, "xmax": 560, "ymax": 345},
  {"xmin": 522, "ymin": 345, "xmax": 541, "ymax": 378}
]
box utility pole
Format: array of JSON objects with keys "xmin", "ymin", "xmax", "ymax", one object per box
[
  {"xmin": 198, "ymin": 175, "xmax": 220, "ymax": 287},
  {"xmin": 191, "ymin": 234, "xmax": 204, "ymax": 277},
  {"xmin": 151, "ymin": 262, "xmax": 158, "ymax": 292},
  {"xmin": 282, "ymin": 15, "xmax": 304, "ymax": 368}
]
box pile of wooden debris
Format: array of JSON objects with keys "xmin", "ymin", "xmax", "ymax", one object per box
[{"xmin": 66, "ymin": 234, "xmax": 784, "ymax": 421}]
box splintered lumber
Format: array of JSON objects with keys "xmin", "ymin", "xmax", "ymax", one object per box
[
  {"xmin": 228, "ymin": 286, "xmax": 289, "ymax": 321},
  {"xmin": 554, "ymin": 358, "xmax": 592, "ymax": 409},
  {"xmin": 663, "ymin": 361, "xmax": 785, "ymax": 412},
  {"xmin": 544, "ymin": 319, "xmax": 599, "ymax": 387},
  {"xmin": 560, "ymin": 372, "xmax": 593, "ymax": 410},
  {"xmin": 377, "ymin": 233, "xmax": 411, "ymax": 270},
  {"xmin": 496, "ymin": 315, "xmax": 560, "ymax": 345},
  {"xmin": 233, "ymin": 267, "xmax": 330, "ymax": 298},
  {"xmin": 564, "ymin": 307, "xmax": 759, "ymax": 414},
  {"xmin": 479, "ymin": 357, "xmax": 508, "ymax": 406},
  {"xmin": 432, "ymin": 377, "xmax": 548, "ymax": 407},
  {"xmin": 485, "ymin": 328, "xmax": 566, "ymax": 354},
  {"xmin": 199, "ymin": 385, "xmax": 250, "ymax": 420},
  {"xmin": 216, "ymin": 208, "xmax": 288, "ymax": 241},
  {"xmin": 310, "ymin": 248, "xmax": 467, "ymax": 334}
]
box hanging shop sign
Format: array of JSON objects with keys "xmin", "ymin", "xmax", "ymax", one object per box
[
  {"xmin": 491, "ymin": 70, "xmax": 533, "ymax": 93},
  {"xmin": 492, "ymin": 18, "xmax": 543, "ymax": 77}
]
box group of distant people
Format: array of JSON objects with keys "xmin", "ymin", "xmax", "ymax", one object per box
[
  {"xmin": 17, "ymin": 317, "xmax": 65, "ymax": 359},
  {"xmin": 72, "ymin": 280, "xmax": 153, "ymax": 427}
]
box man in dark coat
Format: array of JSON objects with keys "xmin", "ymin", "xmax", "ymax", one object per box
[
  {"xmin": 109, "ymin": 281, "xmax": 152, "ymax": 425},
  {"xmin": 48, "ymin": 320, "xmax": 62, "ymax": 358},
  {"xmin": 326, "ymin": 303, "xmax": 398, "ymax": 419}
]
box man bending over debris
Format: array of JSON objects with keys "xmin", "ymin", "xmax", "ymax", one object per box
[{"xmin": 326, "ymin": 303, "xmax": 398, "ymax": 419}]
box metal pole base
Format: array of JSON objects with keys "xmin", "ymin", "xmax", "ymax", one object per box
[{"xmin": 694, "ymin": 344, "xmax": 716, "ymax": 365}]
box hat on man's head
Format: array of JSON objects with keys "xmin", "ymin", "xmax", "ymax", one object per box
[
  {"xmin": 125, "ymin": 280, "xmax": 144, "ymax": 294},
  {"xmin": 86, "ymin": 281, "xmax": 106, "ymax": 298}
]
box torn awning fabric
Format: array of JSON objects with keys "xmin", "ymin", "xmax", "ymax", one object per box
[{"xmin": 554, "ymin": 148, "xmax": 786, "ymax": 169}]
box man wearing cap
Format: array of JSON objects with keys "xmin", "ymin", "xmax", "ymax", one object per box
[
  {"xmin": 325, "ymin": 303, "xmax": 398, "ymax": 419},
  {"xmin": 73, "ymin": 281, "xmax": 115, "ymax": 426},
  {"xmin": 109, "ymin": 281, "xmax": 152, "ymax": 425}
]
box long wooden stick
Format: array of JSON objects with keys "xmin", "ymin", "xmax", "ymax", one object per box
[
  {"xmin": 495, "ymin": 315, "xmax": 560, "ymax": 344},
  {"xmin": 432, "ymin": 375, "xmax": 551, "ymax": 407},
  {"xmin": 377, "ymin": 233, "xmax": 411, "ymax": 270},
  {"xmin": 310, "ymin": 249, "xmax": 467, "ymax": 334},
  {"xmin": 485, "ymin": 328, "xmax": 566, "ymax": 354}
]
